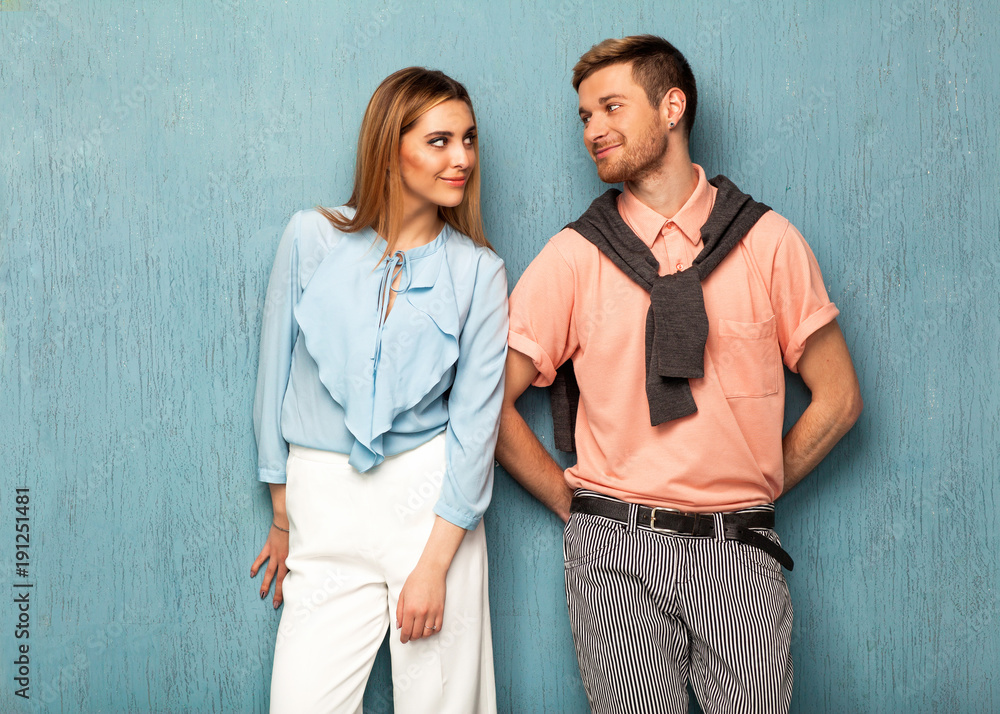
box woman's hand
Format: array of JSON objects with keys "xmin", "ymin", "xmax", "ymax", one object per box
[
  {"xmin": 396, "ymin": 561, "xmax": 447, "ymax": 644},
  {"xmin": 395, "ymin": 515, "xmax": 468, "ymax": 643},
  {"xmin": 251, "ymin": 484, "xmax": 289, "ymax": 609},
  {"xmin": 252, "ymin": 524, "xmax": 289, "ymax": 609}
]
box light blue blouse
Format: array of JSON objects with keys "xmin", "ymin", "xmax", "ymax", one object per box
[{"xmin": 253, "ymin": 208, "xmax": 509, "ymax": 530}]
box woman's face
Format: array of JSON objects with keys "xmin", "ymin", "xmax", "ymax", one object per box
[{"xmin": 398, "ymin": 99, "xmax": 477, "ymax": 214}]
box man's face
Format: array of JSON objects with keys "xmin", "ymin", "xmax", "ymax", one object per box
[{"xmin": 577, "ymin": 63, "xmax": 667, "ymax": 184}]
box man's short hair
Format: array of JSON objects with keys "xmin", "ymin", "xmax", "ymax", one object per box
[{"xmin": 572, "ymin": 35, "xmax": 698, "ymax": 139}]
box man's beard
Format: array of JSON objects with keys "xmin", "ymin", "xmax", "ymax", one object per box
[{"xmin": 594, "ymin": 119, "xmax": 669, "ymax": 184}]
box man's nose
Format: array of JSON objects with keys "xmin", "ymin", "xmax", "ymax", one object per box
[{"xmin": 584, "ymin": 116, "xmax": 607, "ymax": 144}]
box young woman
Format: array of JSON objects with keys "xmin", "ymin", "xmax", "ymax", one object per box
[{"xmin": 250, "ymin": 67, "xmax": 506, "ymax": 713}]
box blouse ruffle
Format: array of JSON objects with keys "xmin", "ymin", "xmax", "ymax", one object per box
[{"xmin": 293, "ymin": 225, "xmax": 461, "ymax": 472}]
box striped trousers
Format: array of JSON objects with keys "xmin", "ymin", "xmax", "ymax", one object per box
[{"xmin": 564, "ymin": 490, "xmax": 793, "ymax": 714}]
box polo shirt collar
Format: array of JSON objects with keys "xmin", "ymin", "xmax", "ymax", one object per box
[{"xmin": 619, "ymin": 163, "xmax": 714, "ymax": 248}]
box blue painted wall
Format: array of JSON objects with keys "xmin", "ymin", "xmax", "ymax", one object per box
[{"xmin": 1, "ymin": 0, "xmax": 997, "ymax": 711}]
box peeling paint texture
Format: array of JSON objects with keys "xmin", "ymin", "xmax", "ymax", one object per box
[{"xmin": 1, "ymin": 0, "xmax": 997, "ymax": 712}]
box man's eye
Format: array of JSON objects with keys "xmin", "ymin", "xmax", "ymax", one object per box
[
  {"xmin": 581, "ymin": 116, "xmax": 590, "ymax": 125},
  {"xmin": 608, "ymin": 103, "xmax": 622, "ymax": 112}
]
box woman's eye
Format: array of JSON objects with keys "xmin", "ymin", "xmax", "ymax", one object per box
[
  {"xmin": 463, "ymin": 135, "xmax": 475, "ymax": 146},
  {"xmin": 429, "ymin": 137, "xmax": 446, "ymax": 147}
]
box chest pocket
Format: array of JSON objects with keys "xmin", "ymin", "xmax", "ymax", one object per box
[{"xmin": 715, "ymin": 315, "xmax": 780, "ymax": 398}]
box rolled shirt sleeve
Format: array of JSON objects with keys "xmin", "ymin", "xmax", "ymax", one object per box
[
  {"xmin": 434, "ymin": 254, "xmax": 509, "ymax": 530},
  {"xmin": 507, "ymin": 235, "xmax": 580, "ymax": 387},
  {"xmin": 766, "ymin": 220, "xmax": 840, "ymax": 372},
  {"xmin": 252, "ymin": 211, "xmax": 302, "ymax": 484}
]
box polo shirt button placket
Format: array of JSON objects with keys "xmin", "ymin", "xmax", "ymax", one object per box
[{"xmin": 661, "ymin": 222, "xmax": 685, "ymax": 273}]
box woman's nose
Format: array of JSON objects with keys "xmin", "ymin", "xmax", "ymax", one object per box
[{"xmin": 450, "ymin": 144, "xmax": 471, "ymax": 168}]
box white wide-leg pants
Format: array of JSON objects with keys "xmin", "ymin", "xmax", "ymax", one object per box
[{"xmin": 269, "ymin": 434, "xmax": 496, "ymax": 714}]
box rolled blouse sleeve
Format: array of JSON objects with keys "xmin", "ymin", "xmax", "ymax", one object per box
[
  {"xmin": 252, "ymin": 211, "xmax": 302, "ymax": 484},
  {"xmin": 434, "ymin": 254, "xmax": 509, "ymax": 530}
]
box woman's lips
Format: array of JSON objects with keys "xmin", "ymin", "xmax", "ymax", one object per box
[{"xmin": 440, "ymin": 176, "xmax": 467, "ymax": 187}]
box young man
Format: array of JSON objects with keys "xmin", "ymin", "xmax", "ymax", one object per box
[{"xmin": 497, "ymin": 35, "xmax": 862, "ymax": 713}]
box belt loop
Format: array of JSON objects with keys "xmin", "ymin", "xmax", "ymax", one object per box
[
  {"xmin": 627, "ymin": 503, "xmax": 638, "ymax": 533},
  {"xmin": 712, "ymin": 513, "xmax": 726, "ymax": 543}
]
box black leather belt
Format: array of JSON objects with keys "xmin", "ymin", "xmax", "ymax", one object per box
[{"xmin": 570, "ymin": 494, "xmax": 794, "ymax": 571}]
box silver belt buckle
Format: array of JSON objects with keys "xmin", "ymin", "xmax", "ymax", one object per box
[{"xmin": 648, "ymin": 506, "xmax": 683, "ymax": 534}]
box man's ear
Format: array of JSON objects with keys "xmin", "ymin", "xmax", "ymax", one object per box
[{"xmin": 660, "ymin": 87, "xmax": 686, "ymax": 131}]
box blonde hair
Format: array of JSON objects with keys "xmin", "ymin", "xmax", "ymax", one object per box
[
  {"xmin": 318, "ymin": 67, "xmax": 489, "ymax": 258},
  {"xmin": 572, "ymin": 35, "xmax": 698, "ymax": 139}
]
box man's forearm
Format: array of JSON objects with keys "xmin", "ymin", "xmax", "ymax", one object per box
[
  {"xmin": 496, "ymin": 402, "xmax": 574, "ymax": 522},
  {"xmin": 781, "ymin": 395, "xmax": 862, "ymax": 495}
]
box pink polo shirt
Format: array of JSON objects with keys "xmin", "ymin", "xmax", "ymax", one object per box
[{"xmin": 508, "ymin": 164, "xmax": 839, "ymax": 511}]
